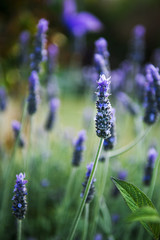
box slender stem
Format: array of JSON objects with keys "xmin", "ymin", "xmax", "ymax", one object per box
[
  {"xmin": 17, "ymin": 220, "xmax": 22, "ymax": 240},
  {"xmin": 91, "ymin": 155, "xmax": 111, "ymax": 238},
  {"xmin": 67, "ymin": 138, "xmax": 104, "ymax": 240},
  {"xmin": 82, "ymin": 204, "xmax": 89, "ymax": 240},
  {"xmin": 148, "ymin": 156, "xmax": 160, "ymax": 199},
  {"xmin": 108, "ymin": 127, "xmax": 151, "ymax": 158}
]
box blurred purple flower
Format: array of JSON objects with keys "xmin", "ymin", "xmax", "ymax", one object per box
[
  {"xmin": 62, "ymin": 0, "xmax": 103, "ymax": 37},
  {"xmin": 30, "ymin": 18, "xmax": 49, "ymax": 72},
  {"xmin": 143, "ymin": 146, "xmax": 158, "ymax": 185},
  {"xmin": 45, "ymin": 98, "xmax": 60, "ymax": 131},
  {"xmin": 94, "ymin": 233, "xmax": 103, "ymax": 240},
  {"xmin": 72, "ymin": 130, "xmax": 86, "ymax": 166},
  {"xmin": 41, "ymin": 179, "xmax": 50, "ymax": 187},
  {"xmin": 27, "ymin": 71, "xmax": 39, "ymax": 115},
  {"xmin": 81, "ymin": 162, "xmax": 96, "ymax": 203},
  {"xmin": 0, "ymin": 87, "xmax": 7, "ymax": 111},
  {"xmin": 130, "ymin": 24, "xmax": 146, "ymax": 63},
  {"xmin": 133, "ymin": 25, "xmax": 146, "ymax": 38},
  {"xmin": 12, "ymin": 120, "xmax": 25, "ymax": 148},
  {"xmin": 19, "ymin": 31, "xmax": 30, "ymax": 45},
  {"xmin": 47, "ymin": 44, "xmax": 59, "ymax": 74},
  {"xmin": 117, "ymin": 92, "xmax": 140, "ymax": 116}
]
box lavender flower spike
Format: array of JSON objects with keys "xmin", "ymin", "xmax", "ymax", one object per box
[
  {"xmin": 143, "ymin": 146, "xmax": 158, "ymax": 186},
  {"xmin": 146, "ymin": 64, "xmax": 160, "ymax": 111},
  {"xmin": 30, "ymin": 18, "xmax": 48, "ymax": 72},
  {"xmin": 103, "ymin": 108, "xmax": 116, "ymax": 151},
  {"xmin": 45, "ymin": 98, "xmax": 60, "ymax": 131},
  {"xmin": 47, "ymin": 44, "xmax": 59, "ymax": 74},
  {"xmin": 143, "ymin": 65, "xmax": 159, "ymax": 124},
  {"xmin": 0, "ymin": 87, "xmax": 7, "ymax": 111},
  {"xmin": 95, "ymin": 74, "xmax": 112, "ymax": 139},
  {"xmin": 95, "ymin": 37, "xmax": 110, "ymax": 71},
  {"xmin": 72, "ymin": 130, "xmax": 86, "ymax": 166},
  {"xmin": 27, "ymin": 71, "xmax": 39, "ymax": 115},
  {"xmin": 81, "ymin": 162, "xmax": 96, "ymax": 203},
  {"xmin": 12, "ymin": 120, "xmax": 25, "ymax": 148},
  {"xmin": 12, "ymin": 173, "xmax": 28, "ymax": 219}
]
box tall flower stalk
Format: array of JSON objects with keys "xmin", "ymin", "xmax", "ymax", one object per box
[{"xmin": 67, "ymin": 74, "xmax": 112, "ymax": 240}]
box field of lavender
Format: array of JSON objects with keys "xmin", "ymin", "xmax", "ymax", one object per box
[{"xmin": 1, "ymin": 0, "xmax": 160, "ymax": 240}]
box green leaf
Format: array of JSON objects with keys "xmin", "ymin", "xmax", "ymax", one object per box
[
  {"xmin": 127, "ymin": 206, "xmax": 160, "ymax": 223},
  {"xmin": 111, "ymin": 177, "xmax": 160, "ymax": 239}
]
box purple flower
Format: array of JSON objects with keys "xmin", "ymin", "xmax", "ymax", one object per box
[
  {"xmin": 12, "ymin": 173, "xmax": 28, "ymax": 219},
  {"xmin": 146, "ymin": 64, "xmax": 160, "ymax": 111},
  {"xmin": 27, "ymin": 71, "xmax": 39, "ymax": 115},
  {"xmin": 112, "ymin": 170, "xmax": 127, "ymax": 197},
  {"xmin": 111, "ymin": 214, "xmax": 120, "ymax": 224},
  {"xmin": 143, "ymin": 65, "xmax": 159, "ymax": 124},
  {"xmin": 81, "ymin": 162, "xmax": 96, "ymax": 203},
  {"xmin": 19, "ymin": 31, "xmax": 30, "ymax": 45},
  {"xmin": 103, "ymin": 108, "xmax": 116, "ymax": 151},
  {"xmin": 62, "ymin": 0, "xmax": 103, "ymax": 37},
  {"xmin": 0, "ymin": 87, "xmax": 7, "ymax": 111},
  {"xmin": 133, "ymin": 25, "xmax": 146, "ymax": 38},
  {"xmin": 95, "ymin": 74, "xmax": 112, "ymax": 139},
  {"xmin": 95, "ymin": 37, "xmax": 110, "ymax": 70},
  {"xmin": 30, "ymin": 18, "xmax": 48, "ymax": 72},
  {"xmin": 37, "ymin": 19, "xmax": 48, "ymax": 34},
  {"xmin": 12, "ymin": 120, "xmax": 25, "ymax": 148},
  {"xmin": 130, "ymin": 24, "xmax": 146, "ymax": 63},
  {"xmin": 143, "ymin": 146, "xmax": 158, "ymax": 186},
  {"xmin": 117, "ymin": 92, "xmax": 140, "ymax": 116},
  {"xmin": 118, "ymin": 170, "xmax": 128, "ymax": 180},
  {"xmin": 47, "ymin": 44, "xmax": 59, "ymax": 74},
  {"xmin": 19, "ymin": 31, "xmax": 30, "ymax": 65},
  {"xmin": 45, "ymin": 98, "xmax": 60, "ymax": 131},
  {"xmin": 72, "ymin": 130, "xmax": 86, "ymax": 166},
  {"xmin": 94, "ymin": 233, "xmax": 103, "ymax": 240},
  {"xmin": 40, "ymin": 179, "xmax": 50, "ymax": 187}
]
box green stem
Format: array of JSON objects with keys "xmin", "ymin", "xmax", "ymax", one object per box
[
  {"xmin": 91, "ymin": 155, "xmax": 110, "ymax": 238},
  {"xmin": 148, "ymin": 155, "xmax": 160, "ymax": 199},
  {"xmin": 82, "ymin": 204, "xmax": 89, "ymax": 240},
  {"xmin": 17, "ymin": 220, "xmax": 22, "ymax": 240},
  {"xmin": 67, "ymin": 138, "xmax": 104, "ymax": 240},
  {"xmin": 108, "ymin": 127, "xmax": 151, "ymax": 158}
]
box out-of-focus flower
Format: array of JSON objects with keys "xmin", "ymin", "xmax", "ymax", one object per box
[
  {"xmin": 81, "ymin": 162, "xmax": 96, "ymax": 203},
  {"xmin": 72, "ymin": 130, "xmax": 86, "ymax": 167},
  {"xmin": 62, "ymin": 0, "xmax": 103, "ymax": 37},
  {"xmin": 112, "ymin": 170, "xmax": 127, "ymax": 197},
  {"xmin": 0, "ymin": 87, "xmax": 7, "ymax": 111},
  {"xmin": 12, "ymin": 173, "xmax": 28, "ymax": 219},
  {"xmin": 152, "ymin": 48, "xmax": 160, "ymax": 69},
  {"xmin": 95, "ymin": 37, "xmax": 110, "ymax": 72},
  {"xmin": 12, "ymin": 120, "xmax": 25, "ymax": 148},
  {"xmin": 129, "ymin": 24, "xmax": 146, "ymax": 64},
  {"xmin": 94, "ymin": 233, "xmax": 103, "ymax": 240},
  {"xmin": 111, "ymin": 214, "xmax": 120, "ymax": 224},
  {"xmin": 117, "ymin": 92, "xmax": 140, "ymax": 116},
  {"xmin": 95, "ymin": 74, "xmax": 112, "ymax": 139},
  {"xmin": 143, "ymin": 65, "xmax": 159, "ymax": 124},
  {"xmin": 40, "ymin": 179, "xmax": 50, "ymax": 187},
  {"xmin": 19, "ymin": 30, "xmax": 30, "ymax": 65},
  {"xmin": 143, "ymin": 146, "xmax": 158, "ymax": 186},
  {"xmin": 45, "ymin": 98, "xmax": 60, "ymax": 131},
  {"xmin": 27, "ymin": 71, "xmax": 39, "ymax": 115},
  {"xmin": 30, "ymin": 18, "xmax": 48, "ymax": 72},
  {"xmin": 47, "ymin": 44, "xmax": 59, "ymax": 74}
]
